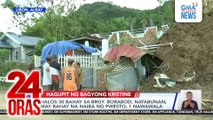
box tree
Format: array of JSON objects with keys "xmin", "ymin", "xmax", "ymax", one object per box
[
  {"xmin": 2, "ymin": 0, "xmax": 77, "ymax": 55},
  {"xmin": 2, "ymin": 1, "xmax": 174, "ymax": 55}
]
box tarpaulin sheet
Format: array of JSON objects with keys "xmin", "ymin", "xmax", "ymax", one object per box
[
  {"xmin": 41, "ymin": 40, "xmax": 96, "ymax": 63},
  {"xmin": 104, "ymin": 44, "xmax": 146, "ymax": 63}
]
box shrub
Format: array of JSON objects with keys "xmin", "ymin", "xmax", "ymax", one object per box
[{"xmin": 0, "ymin": 62, "xmax": 28, "ymax": 76}]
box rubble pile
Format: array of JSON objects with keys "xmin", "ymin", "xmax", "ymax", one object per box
[{"xmin": 155, "ymin": 11, "xmax": 213, "ymax": 90}]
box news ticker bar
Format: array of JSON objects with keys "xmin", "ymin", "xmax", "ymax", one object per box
[{"xmin": 0, "ymin": 110, "xmax": 212, "ymax": 115}]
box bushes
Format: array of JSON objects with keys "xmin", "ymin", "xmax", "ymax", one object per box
[
  {"xmin": 0, "ymin": 62, "xmax": 31, "ymax": 90},
  {"xmin": 0, "ymin": 62, "xmax": 28, "ymax": 76}
]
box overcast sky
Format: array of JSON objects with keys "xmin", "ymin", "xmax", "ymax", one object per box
[{"xmin": 0, "ymin": 0, "xmax": 160, "ymax": 34}]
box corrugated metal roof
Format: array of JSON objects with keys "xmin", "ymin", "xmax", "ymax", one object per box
[
  {"xmin": 7, "ymin": 33, "xmax": 42, "ymax": 46},
  {"xmin": 104, "ymin": 44, "xmax": 146, "ymax": 63},
  {"xmin": 0, "ymin": 40, "xmax": 12, "ymax": 48}
]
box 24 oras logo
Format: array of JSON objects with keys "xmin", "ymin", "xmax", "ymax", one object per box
[{"xmin": 6, "ymin": 70, "xmax": 42, "ymax": 116}]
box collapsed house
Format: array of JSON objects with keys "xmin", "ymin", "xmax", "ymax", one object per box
[{"xmin": 102, "ymin": 44, "xmax": 163, "ymax": 90}]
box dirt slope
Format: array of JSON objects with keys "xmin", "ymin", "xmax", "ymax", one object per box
[{"xmin": 153, "ymin": 11, "xmax": 213, "ymax": 102}]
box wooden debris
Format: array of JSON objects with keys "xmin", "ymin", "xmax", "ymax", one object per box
[
  {"xmin": 202, "ymin": 99, "xmax": 213, "ymax": 103},
  {"xmin": 201, "ymin": 101, "xmax": 206, "ymax": 106}
]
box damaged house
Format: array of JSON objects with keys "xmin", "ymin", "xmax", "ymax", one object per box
[{"xmin": 102, "ymin": 44, "xmax": 163, "ymax": 90}]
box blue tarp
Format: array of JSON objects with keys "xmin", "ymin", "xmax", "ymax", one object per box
[{"xmin": 41, "ymin": 40, "xmax": 97, "ymax": 64}]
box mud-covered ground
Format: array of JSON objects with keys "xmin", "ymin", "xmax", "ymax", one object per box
[
  {"xmin": 141, "ymin": 75, "xmax": 213, "ymax": 110},
  {"xmin": 142, "ymin": 11, "xmax": 213, "ymax": 110}
]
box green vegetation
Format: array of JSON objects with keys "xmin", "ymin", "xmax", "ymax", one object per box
[
  {"xmin": 0, "ymin": 62, "xmax": 28, "ymax": 76},
  {"xmin": 0, "ymin": 82, "xmax": 13, "ymax": 90},
  {"xmin": 0, "ymin": 49, "xmax": 9, "ymax": 61},
  {"xmin": 0, "ymin": 61, "xmax": 28, "ymax": 89},
  {"xmin": 1, "ymin": 0, "xmax": 174, "ymax": 55}
]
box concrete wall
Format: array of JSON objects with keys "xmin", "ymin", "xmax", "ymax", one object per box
[
  {"xmin": 81, "ymin": 67, "xmax": 94, "ymax": 88},
  {"xmin": 108, "ymin": 25, "xmax": 170, "ymax": 46}
]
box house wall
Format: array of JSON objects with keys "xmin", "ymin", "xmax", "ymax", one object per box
[
  {"xmin": 106, "ymin": 69, "xmax": 138, "ymax": 90},
  {"xmin": 11, "ymin": 46, "xmax": 34, "ymax": 64},
  {"xmin": 8, "ymin": 48, "xmax": 12, "ymax": 61},
  {"xmin": 23, "ymin": 46, "xmax": 35, "ymax": 64},
  {"xmin": 12, "ymin": 47, "xmax": 22, "ymax": 61},
  {"xmin": 2, "ymin": 36, "xmax": 35, "ymax": 64},
  {"xmin": 108, "ymin": 25, "xmax": 170, "ymax": 46},
  {"xmin": 3, "ymin": 37, "xmax": 21, "ymax": 62}
]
